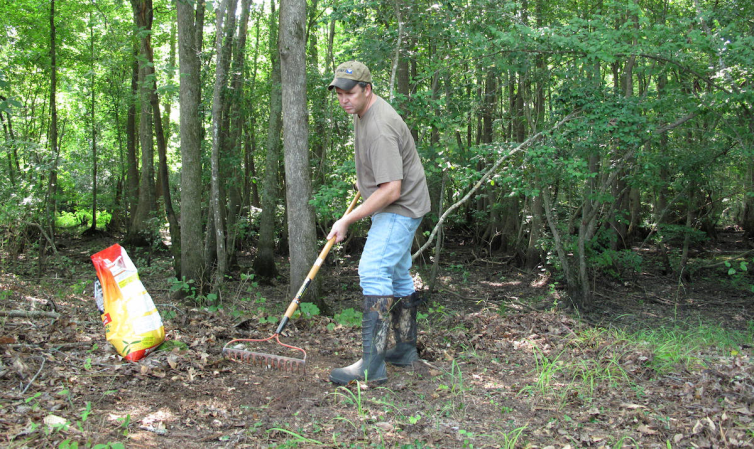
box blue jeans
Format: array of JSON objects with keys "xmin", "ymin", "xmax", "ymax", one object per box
[{"xmin": 359, "ymin": 212, "xmax": 422, "ymax": 297}]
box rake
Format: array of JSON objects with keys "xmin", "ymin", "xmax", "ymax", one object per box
[{"xmin": 223, "ymin": 192, "xmax": 361, "ymax": 373}]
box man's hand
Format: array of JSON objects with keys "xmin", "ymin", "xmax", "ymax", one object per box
[
  {"xmin": 326, "ymin": 180, "xmax": 402, "ymax": 243},
  {"xmin": 327, "ymin": 218, "xmax": 350, "ymax": 243}
]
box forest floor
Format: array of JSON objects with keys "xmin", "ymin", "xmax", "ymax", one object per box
[{"xmin": 1, "ymin": 230, "xmax": 753, "ymax": 448}]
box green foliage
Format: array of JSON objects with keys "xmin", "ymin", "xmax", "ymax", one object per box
[
  {"xmin": 654, "ymin": 224, "xmax": 709, "ymax": 247},
  {"xmin": 327, "ymin": 308, "xmax": 362, "ymax": 331},
  {"xmin": 590, "ymin": 249, "xmax": 643, "ymax": 281},
  {"xmin": 724, "ymin": 258, "xmax": 753, "ymax": 293},
  {"xmin": 295, "ymin": 302, "xmax": 320, "ymax": 319},
  {"xmin": 310, "ymin": 160, "xmax": 357, "ymax": 225},
  {"xmin": 56, "ymin": 209, "xmax": 112, "ymax": 230}
]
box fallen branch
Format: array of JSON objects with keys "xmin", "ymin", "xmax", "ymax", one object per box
[
  {"xmin": 412, "ymin": 111, "xmax": 581, "ymax": 260},
  {"xmin": 0, "ymin": 310, "xmax": 61, "ymax": 319}
]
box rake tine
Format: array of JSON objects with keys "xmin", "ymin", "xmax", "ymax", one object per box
[{"xmin": 222, "ymin": 346, "xmax": 307, "ymax": 374}]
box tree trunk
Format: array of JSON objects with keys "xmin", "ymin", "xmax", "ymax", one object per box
[
  {"xmin": 225, "ymin": 0, "xmax": 252, "ymax": 268},
  {"xmin": 208, "ymin": 0, "xmax": 236, "ymax": 290},
  {"xmin": 253, "ymin": 0, "xmax": 282, "ymax": 281},
  {"xmin": 128, "ymin": 0, "xmax": 157, "ymax": 243},
  {"xmin": 88, "ymin": 15, "xmax": 98, "ymax": 233},
  {"xmin": 126, "ymin": 54, "xmax": 139, "ymax": 229},
  {"xmin": 177, "ymin": 0, "xmax": 206, "ymax": 286},
  {"xmin": 279, "ymin": 0, "xmax": 325, "ymax": 313},
  {"xmin": 152, "ymin": 80, "xmax": 180, "ymax": 275},
  {"xmin": 245, "ymin": 6, "xmax": 263, "ymax": 210},
  {"xmin": 41, "ymin": 0, "xmax": 59, "ymax": 273}
]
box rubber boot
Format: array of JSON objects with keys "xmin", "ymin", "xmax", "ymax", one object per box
[
  {"xmin": 329, "ymin": 295, "xmax": 392, "ymax": 385},
  {"xmin": 385, "ymin": 292, "xmax": 422, "ymax": 367}
]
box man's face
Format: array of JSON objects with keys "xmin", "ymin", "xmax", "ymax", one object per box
[{"xmin": 335, "ymin": 84, "xmax": 371, "ymax": 117}]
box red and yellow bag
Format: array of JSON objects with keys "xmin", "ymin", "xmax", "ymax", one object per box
[{"xmin": 91, "ymin": 244, "xmax": 165, "ymax": 362}]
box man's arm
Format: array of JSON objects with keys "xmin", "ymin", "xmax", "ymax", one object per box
[{"xmin": 327, "ymin": 180, "xmax": 401, "ymax": 243}]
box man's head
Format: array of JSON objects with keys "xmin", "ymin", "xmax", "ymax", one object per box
[
  {"xmin": 330, "ymin": 61, "xmax": 375, "ymax": 117},
  {"xmin": 328, "ymin": 61, "xmax": 372, "ymax": 91}
]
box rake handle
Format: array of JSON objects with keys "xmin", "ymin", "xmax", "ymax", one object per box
[{"xmin": 275, "ymin": 191, "xmax": 361, "ymax": 335}]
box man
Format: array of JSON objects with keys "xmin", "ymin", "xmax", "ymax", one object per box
[{"xmin": 326, "ymin": 61, "xmax": 431, "ymax": 385}]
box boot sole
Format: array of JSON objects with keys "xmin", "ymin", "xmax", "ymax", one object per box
[{"xmin": 329, "ymin": 375, "xmax": 387, "ymax": 385}]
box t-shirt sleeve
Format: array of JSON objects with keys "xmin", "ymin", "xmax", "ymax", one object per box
[{"xmin": 368, "ymin": 134, "xmax": 404, "ymax": 185}]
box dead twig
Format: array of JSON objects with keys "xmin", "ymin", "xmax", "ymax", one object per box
[{"xmin": 21, "ymin": 356, "xmax": 45, "ymax": 394}]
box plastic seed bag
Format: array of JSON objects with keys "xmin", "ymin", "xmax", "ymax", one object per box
[{"xmin": 91, "ymin": 244, "xmax": 165, "ymax": 361}]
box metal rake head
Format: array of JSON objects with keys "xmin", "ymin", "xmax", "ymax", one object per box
[{"xmin": 222, "ymin": 336, "xmax": 307, "ymax": 374}]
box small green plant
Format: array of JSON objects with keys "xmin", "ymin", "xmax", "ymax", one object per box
[
  {"xmin": 70, "ymin": 279, "xmax": 92, "ymax": 296},
  {"xmin": 266, "ymin": 427, "xmax": 323, "ymax": 445},
  {"xmin": 168, "ymin": 276, "xmax": 197, "ymax": 299},
  {"xmin": 25, "ymin": 392, "xmax": 42, "ymax": 411},
  {"xmin": 459, "ymin": 428, "xmax": 475, "ymax": 448},
  {"xmin": 611, "ymin": 435, "xmax": 639, "ymax": 448},
  {"xmin": 724, "ymin": 258, "xmax": 753, "ymax": 293},
  {"xmin": 296, "ymin": 302, "xmax": 321, "ymax": 319},
  {"xmin": 520, "ymin": 347, "xmax": 565, "ymax": 398},
  {"xmin": 428, "ymin": 301, "xmax": 447, "ymax": 318},
  {"xmin": 331, "ymin": 381, "xmax": 366, "ymax": 417},
  {"xmin": 328, "ymin": 308, "xmax": 362, "ymax": 330},
  {"xmin": 116, "ymin": 414, "xmax": 131, "ymax": 437},
  {"xmin": 498, "ymin": 425, "xmax": 527, "ymax": 449}
]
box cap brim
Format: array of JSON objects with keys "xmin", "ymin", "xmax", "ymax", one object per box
[{"xmin": 328, "ymin": 78, "xmax": 359, "ymax": 91}]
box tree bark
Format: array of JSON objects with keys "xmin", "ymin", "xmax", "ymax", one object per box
[
  {"xmin": 126, "ymin": 54, "xmax": 139, "ymax": 229},
  {"xmin": 253, "ymin": 0, "xmax": 282, "ymax": 280},
  {"xmin": 128, "ymin": 0, "xmax": 157, "ymax": 243},
  {"xmin": 177, "ymin": 0, "xmax": 206, "ymax": 286},
  {"xmin": 209, "ymin": 0, "xmax": 237, "ymax": 290},
  {"xmin": 279, "ymin": 0, "xmax": 325, "ymax": 312},
  {"xmin": 88, "ymin": 15, "xmax": 98, "ymax": 233},
  {"xmin": 40, "ymin": 0, "xmax": 59, "ymax": 275},
  {"xmin": 225, "ymin": 0, "xmax": 252, "ymax": 267}
]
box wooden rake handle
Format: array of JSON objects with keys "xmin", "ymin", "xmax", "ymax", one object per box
[{"xmin": 275, "ymin": 191, "xmax": 361, "ymax": 335}]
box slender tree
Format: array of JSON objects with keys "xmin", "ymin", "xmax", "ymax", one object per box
[
  {"xmin": 253, "ymin": 0, "xmax": 282, "ymax": 280},
  {"xmin": 208, "ymin": 0, "xmax": 237, "ymax": 289},
  {"xmin": 279, "ymin": 0, "xmax": 323, "ymax": 310},
  {"xmin": 128, "ymin": 0, "xmax": 157, "ymax": 243},
  {"xmin": 176, "ymin": 0, "xmax": 206, "ymax": 286}
]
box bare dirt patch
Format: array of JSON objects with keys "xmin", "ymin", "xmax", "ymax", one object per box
[{"xmin": 1, "ymin": 233, "xmax": 753, "ymax": 448}]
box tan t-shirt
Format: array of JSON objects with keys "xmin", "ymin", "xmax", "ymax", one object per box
[{"xmin": 354, "ymin": 95, "xmax": 430, "ymax": 218}]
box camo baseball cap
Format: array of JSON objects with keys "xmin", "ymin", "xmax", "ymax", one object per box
[{"xmin": 328, "ymin": 61, "xmax": 372, "ymax": 91}]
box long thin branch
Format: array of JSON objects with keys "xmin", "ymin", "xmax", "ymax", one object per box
[
  {"xmin": 412, "ymin": 111, "xmax": 580, "ymax": 260},
  {"xmin": 21, "ymin": 221, "xmax": 58, "ymax": 255}
]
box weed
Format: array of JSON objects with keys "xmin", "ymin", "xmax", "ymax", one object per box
[
  {"xmin": 529, "ymin": 346, "xmax": 565, "ymax": 396},
  {"xmin": 458, "ymin": 428, "xmax": 475, "ymax": 448},
  {"xmin": 724, "ymin": 258, "xmax": 753, "ymax": 293},
  {"xmin": 168, "ymin": 276, "xmax": 197, "ymax": 299},
  {"xmin": 296, "ymin": 302, "xmax": 320, "ymax": 319},
  {"xmin": 498, "ymin": 425, "xmax": 527, "ymax": 449},
  {"xmin": 331, "ymin": 382, "xmax": 366, "ymax": 417},
  {"xmin": 25, "ymin": 392, "xmax": 42, "ymax": 411},
  {"xmin": 266, "ymin": 427, "xmax": 324, "ymax": 445},
  {"xmin": 611, "ymin": 435, "xmax": 639, "ymax": 448},
  {"xmin": 428, "ymin": 301, "xmax": 447, "ymax": 319},
  {"xmin": 116, "ymin": 414, "xmax": 131, "ymax": 437},
  {"xmin": 328, "ymin": 308, "xmax": 362, "ymax": 330}
]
